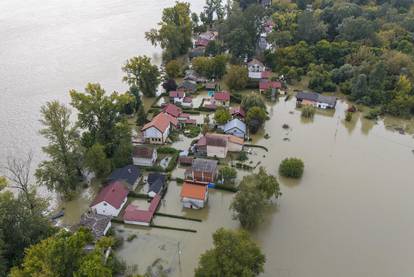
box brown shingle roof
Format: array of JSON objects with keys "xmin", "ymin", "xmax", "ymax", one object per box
[
  {"xmin": 133, "ymin": 145, "xmax": 155, "ymax": 159},
  {"xmin": 206, "ymin": 134, "xmax": 227, "ymax": 147}
]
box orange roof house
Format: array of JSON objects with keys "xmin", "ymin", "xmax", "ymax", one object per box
[{"xmin": 180, "ymin": 182, "xmax": 208, "ymax": 209}]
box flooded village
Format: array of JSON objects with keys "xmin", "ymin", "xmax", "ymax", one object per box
[{"xmin": 2, "ymin": 0, "xmax": 414, "ymax": 277}]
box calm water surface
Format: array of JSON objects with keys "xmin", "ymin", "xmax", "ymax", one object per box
[{"xmin": 2, "ymin": 1, "xmax": 414, "ymax": 277}]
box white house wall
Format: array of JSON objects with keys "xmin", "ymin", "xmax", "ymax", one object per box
[{"xmin": 91, "ymin": 198, "xmax": 127, "ymax": 217}]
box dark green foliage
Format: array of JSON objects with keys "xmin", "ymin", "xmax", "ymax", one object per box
[
  {"xmin": 195, "ymin": 228, "xmax": 265, "ymax": 277},
  {"xmin": 0, "ymin": 190, "xmax": 54, "ymax": 274},
  {"xmin": 145, "ymin": 2, "xmax": 193, "ymax": 61},
  {"xmin": 279, "ymin": 158, "xmax": 305, "ymax": 178},
  {"xmin": 230, "ymin": 167, "xmax": 280, "ymax": 229}
]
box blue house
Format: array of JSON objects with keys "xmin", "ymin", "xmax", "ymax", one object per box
[{"xmin": 221, "ymin": 118, "xmax": 247, "ymax": 138}]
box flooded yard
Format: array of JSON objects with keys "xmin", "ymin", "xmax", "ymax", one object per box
[{"xmin": 79, "ymin": 96, "xmax": 414, "ymax": 277}]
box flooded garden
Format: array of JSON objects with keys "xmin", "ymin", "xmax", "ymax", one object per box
[{"xmin": 57, "ymin": 94, "xmax": 414, "ymax": 277}]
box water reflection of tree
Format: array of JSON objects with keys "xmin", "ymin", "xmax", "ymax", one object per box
[
  {"xmin": 360, "ymin": 117, "xmax": 375, "ymax": 135},
  {"xmin": 342, "ymin": 112, "xmax": 359, "ymax": 134}
]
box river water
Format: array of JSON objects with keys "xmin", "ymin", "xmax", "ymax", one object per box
[{"xmin": 2, "ymin": 1, "xmax": 414, "ymax": 277}]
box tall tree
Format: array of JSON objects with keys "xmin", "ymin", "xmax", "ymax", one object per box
[
  {"xmin": 36, "ymin": 101, "xmax": 82, "ymax": 196},
  {"xmin": 145, "ymin": 2, "xmax": 193, "ymax": 61},
  {"xmin": 195, "ymin": 228, "xmax": 265, "ymax": 277},
  {"xmin": 70, "ymin": 83, "xmax": 132, "ymax": 161},
  {"xmin": 10, "ymin": 229, "xmax": 119, "ymax": 277},
  {"xmin": 84, "ymin": 144, "xmax": 111, "ymax": 179},
  {"xmin": 295, "ymin": 11, "xmax": 327, "ymax": 44},
  {"xmin": 0, "ymin": 184, "xmax": 53, "ymax": 274},
  {"xmin": 122, "ymin": 56, "xmax": 160, "ymax": 97}
]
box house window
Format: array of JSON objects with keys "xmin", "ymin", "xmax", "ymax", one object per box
[{"xmin": 103, "ymin": 203, "xmax": 107, "ymax": 206}]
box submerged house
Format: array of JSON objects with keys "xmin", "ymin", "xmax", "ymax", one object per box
[
  {"xmin": 133, "ymin": 145, "xmax": 157, "ymax": 167},
  {"xmin": 195, "ymin": 134, "xmax": 243, "ymax": 157},
  {"xmin": 90, "ymin": 181, "xmax": 129, "ymax": 217},
  {"xmin": 185, "ymin": 158, "xmax": 218, "ymax": 183},
  {"xmin": 169, "ymin": 90, "xmax": 186, "ymax": 104},
  {"xmin": 80, "ymin": 211, "xmax": 111, "ymax": 240},
  {"xmin": 212, "ymin": 91, "xmax": 230, "ymax": 107},
  {"xmin": 247, "ymin": 59, "xmax": 266, "ymax": 79},
  {"xmin": 296, "ymin": 92, "xmax": 337, "ymax": 109},
  {"xmin": 220, "ymin": 118, "xmax": 247, "ymax": 138},
  {"xmin": 147, "ymin": 173, "xmax": 167, "ymax": 198},
  {"xmin": 107, "ymin": 165, "xmax": 142, "ymax": 191},
  {"xmin": 180, "ymin": 182, "xmax": 208, "ymax": 209},
  {"xmin": 178, "ymin": 80, "xmax": 197, "ymax": 93},
  {"xmin": 141, "ymin": 112, "xmax": 178, "ymax": 144},
  {"xmin": 230, "ymin": 107, "xmax": 245, "ymax": 119},
  {"xmin": 259, "ymin": 80, "xmax": 282, "ymax": 93}
]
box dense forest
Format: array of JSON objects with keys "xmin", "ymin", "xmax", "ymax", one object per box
[
  {"xmin": 264, "ymin": 0, "xmax": 414, "ymax": 117},
  {"xmin": 184, "ymin": 0, "xmax": 414, "ymax": 117}
]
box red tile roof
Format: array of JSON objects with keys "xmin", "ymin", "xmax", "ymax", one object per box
[
  {"xmin": 261, "ymin": 71, "xmax": 272, "ymax": 79},
  {"xmin": 195, "ymin": 38, "xmax": 209, "ymax": 47},
  {"xmin": 179, "ymin": 156, "xmax": 194, "ymax": 165},
  {"xmin": 91, "ymin": 181, "xmax": 129, "ymax": 209},
  {"xmin": 123, "ymin": 205, "xmax": 152, "ymax": 223},
  {"xmin": 169, "ymin": 91, "xmax": 185, "ymax": 98},
  {"xmin": 123, "ymin": 194, "xmax": 161, "ymax": 223},
  {"xmin": 230, "ymin": 107, "xmax": 245, "ymax": 118},
  {"xmin": 181, "ymin": 182, "xmax": 207, "ymax": 200},
  {"xmin": 214, "ymin": 91, "xmax": 230, "ymax": 101},
  {"xmin": 162, "ymin": 103, "xmax": 182, "ymax": 118},
  {"xmin": 142, "ymin": 112, "xmax": 178, "ymax": 133},
  {"xmin": 259, "ymin": 80, "xmax": 282, "ymax": 90}
]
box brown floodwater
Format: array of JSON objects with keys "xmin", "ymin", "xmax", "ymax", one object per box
[
  {"xmin": 2, "ymin": 1, "xmax": 414, "ymax": 276},
  {"xmin": 107, "ymin": 97, "xmax": 414, "ymax": 277}
]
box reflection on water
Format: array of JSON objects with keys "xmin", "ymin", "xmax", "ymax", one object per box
[{"xmin": 1, "ymin": 0, "xmax": 414, "ymax": 276}]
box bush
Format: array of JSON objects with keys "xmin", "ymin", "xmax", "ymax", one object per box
[
  {"xmin": 126, "ymin": 234, "xmax": 137, "ymax": 242},
  {"xmin": 184, "ymin": 125, "xmax": 201, "ymax": 138},
  {"xmin": 301, "ymin": 105, "xmax": 315, "ymax": 118},
  {"xmin": 345, "ymin": 111, "xmax": 353, "ymax": 122},
  {"xmin": 157, "ymin": 146, "xmax": 179, "ymax": 154},
  {"xmin": 279, "ymin": 158, "xmax": 304, "ymax": 178},
  {"xmin": 165, "ymin": 152, "xmax": 179, "ymax": 172}
]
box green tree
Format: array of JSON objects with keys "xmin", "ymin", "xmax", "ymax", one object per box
[
  {"xmin": 338, "ymin": 16, "xmax": 376, "ymax": 42},
  {"xmin": 70, "ymin": 83, "xmax": 132, "ymax": 161},
  {"xmin": 218, "ymin": 4, "xmax": 265, "ymax": 60},
  {"xmin": 122, "ymin": 56, "xmax": 160, "ymax": 97},
  {"xmin": 301, "ymin": 105, "xmax": 316, "ymax": 118},
  {"xmin": 145, "ymin": 2, "xmax": 193, "ymax": 61},
  {"xmin": 246, "ymin": 106, "xmax": 267, "ymax": 133},
  {"xmin": 165, "ymin": 59, "xmax": 181, "ymax": 79},
  {"xmin": 195, "ymin": 228, "xmax": 265, "ymax": 277},
  {"xmin": 230, "ymin": 183, "xmax": 268, "ymax": 229},
  {"xmin": 136, "ymin": 104, "xmax": 147, "ymax": 126},
  {"xmin": 84, "ymin": 144, "xmax": 111, "ymax": 179},
  {"xmin": 224, "ymin": 65, "xmax": 248, "ymax": 90},
  {"xmin": 279, "ymin": 158, "xmax": 305, "ymax": 178},
  {"xmin": 128, "ymin": 85, "xmax": 142, "ymax": 112},
  {"xmin": 256, "ymin": 167, "xmax": 281, "ymax": 199},
  {"xmin": 0, "ymin": 188, "xmax": 53, "ymax": 273},
  {"xmin": 295, "ymin": 11, "xmax": 327, "ymax": 44},
  {"xmin": 214, "ymin": 107, "xmax": 231, "ymax": 125},
  {"xmin": 10, "ymin": 229, "xmax": 120, "ymax": 277},
  {"xmin": 36, "ymin": 101, "xmax": 82, "ymax": 197},
  {"xmin": 218, "ymin": 166, "xmax": 237, "ymax": 186}
]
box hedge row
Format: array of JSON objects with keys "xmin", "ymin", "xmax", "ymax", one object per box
[{"xmin": 244, "ymin": 144, "xmax": 269, "ymax": 152}]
